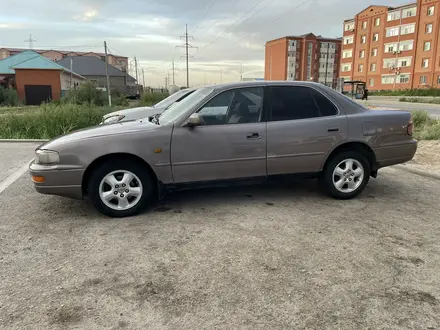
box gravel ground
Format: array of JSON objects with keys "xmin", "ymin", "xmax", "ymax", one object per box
[{"xmin": 1, "ymin": 168, "xmax": 440, "ymax": 329}]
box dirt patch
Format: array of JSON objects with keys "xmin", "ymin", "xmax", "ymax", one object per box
[
  {"xmin": 406, "ymin": 141, "xmax": 440, "ymax": 173},
  {"xmin": 48, "ymin": 305, "xmax": 83, "ymax": 325}
]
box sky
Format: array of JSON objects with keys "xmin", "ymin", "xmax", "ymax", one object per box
[{"xmin": 0, "ymin": 0, "xmax": 406, "ymax": 87}]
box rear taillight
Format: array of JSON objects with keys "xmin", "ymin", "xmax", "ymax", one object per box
[{"xmin": 407, "ymin": 121, "xmax": 414, "ymax": 136}]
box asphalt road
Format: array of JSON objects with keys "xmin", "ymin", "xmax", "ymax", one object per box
[
  {"xmin": 358, "ymin": 99, "xmax": 440, "ymax": 118},
  {"xmin": 1, "ymin": 143, "xmax": 440, "ymax": 329}
]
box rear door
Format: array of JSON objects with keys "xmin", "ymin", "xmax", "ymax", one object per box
[{"xmin": 267, "ymin": 85, "xmax": 348, "ymax": 175}]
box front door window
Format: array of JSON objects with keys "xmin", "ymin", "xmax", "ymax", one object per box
[{"xmin": 197, "ymin": 87, "xmax": 264, "ymax": 125}]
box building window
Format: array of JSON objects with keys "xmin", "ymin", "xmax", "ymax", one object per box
[
  {"xmin": 361, "ymin": 36, "xmax": 366, "ymax": 43},
  {"xmin": 386, "ymin": 27, "xmax": 399, "ymax": 37},
  {"xmin": 344, "ymin": 36, "xmax": 354, "ymax": 44},
  {"xmin": 342, "ymin": 64, "xmax": 352, "ymax": 72},
  {"xmin": 399, "ymin": 40, "xmax": 414, "ymax": 51},
  {"xmin": 420, "ymin": 76, "xmax": 427, "ymax": 84},
  {"xmin": 371, "ymin": 48, "xmax": 378, "ymax": 57},
  {"xmin": 437, "ymin": 75, "xmax": 440, "ymax": 84},
  {"xmin": 382, "ymin": 75, "xmax": 395, "ymax": 84},
  {"xmin": 383, "ymin": 58, "xmax": 397, "ymax": 68},
  {"xmin": 422, "ymin": 58, "xmax": 429, "ymax": 68},
  {"xmin": 359, "ymin": 50, "xmax": 365, "ymax": 58},
  {"xmin": 399, "ymin": 74, "xmax": 410, "ymax": 83},
  {"xmin": 344, "ymin": 22, "xmax": 355, "ymax": 31},
  {"xmin": 358, "ymin": 64, "xmax": 364, "ymax": 72},
  {"xmin": 375, "ymin": 18, "xmax": 380, "ymax": 26},
  {"xmin": 369, "ymin": 78, "xmax": 375, "ymax": 86},
  {"xmin": 428, "ymin": 6, "xmax": 435, "ymax": 16},
  {"xmin": 403, "ymin": 7, "xmax": 417, "ymax": 17},
  {"xmin": 387, "ymin": 11, "xmax": 401, "ymax": 21},
  {"xmin": 385, "ymin": 44, "xmax": 396, "ymax": 53},
  {"xmin": 400, "ymin": 24, "xmax": 415, "ymax": 35},
  {"xmin": 400, "ymin": 60, "xmax": 408, "ymax": 67},
  {"xmin": 370, "ymin": 63, "xmax": 376, "ymax": 72},
  {"xmin": 424, "ymin": 41, "xmax": 431, "ymax": 51},
  {"xmin": 426, "ymin": 24, "xmax": 433, "ymax": 34},
  {"xmin": 373, "ymin": 33, "xmax": 379, "ymax": 42},
  {"xmin": 362, "ymin": 21, "xmax": 367, "ymax": 29},
  {"xmin": 342, "ymin": 50, "xmax": 353, "ymax": 58}
]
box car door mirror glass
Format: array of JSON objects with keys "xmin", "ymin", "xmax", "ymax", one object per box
[{"xmin": 184, "ymin": 113, "xmax": 202, "ymax": 127}]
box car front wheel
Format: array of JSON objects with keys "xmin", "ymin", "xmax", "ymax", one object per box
[
  {"xmin": 321, "ymin": 151, "xmax": 370, "ymax": 199},
  {"xmin": 88, "ymin": 160, "xmax": 155, "ymax": 217}
]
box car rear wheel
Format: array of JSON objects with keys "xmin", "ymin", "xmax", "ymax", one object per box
[
  {"xmin": 88, "ymin": 160, "xmax": 155, "ymax": 217},
  {"xmin": 321, "ymin": 151, "xmax": 370, "ymax": 199}
]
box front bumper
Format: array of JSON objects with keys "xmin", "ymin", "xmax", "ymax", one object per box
[{"xmin": 29, "ymin": 161, "xmax": 85, "ymax": 200}]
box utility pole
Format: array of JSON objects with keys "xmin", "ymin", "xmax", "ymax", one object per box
[
  {"xmin": 142, "ymin": 68, "xmax": 145, "ymax": 91},
  {"xmin": 104, "ymin": 41, "xmax": 112, "ymax": 106},
  {"xmin": 172, "ymin": 60, "xmax": 175, "ymax": 85},
  {"xmin": 24, "ymin": 34, "xmax": 36, "ymax": 49},
  {"xmin": 176, "ymin": 24, "xmax": 198, "ymax": 88},
  {"xmin": 70, "ymin": 58, "xmax": 73, "ymax": 90},
  {"xmin": 220, "ymin": 68, "xmax": 223, "ymax": 83},
  {"xmin": 134, "ymin": 57, "xmax": 139, "ymax": 96}
]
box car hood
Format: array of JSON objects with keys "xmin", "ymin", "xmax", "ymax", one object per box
[
  {"xmin": 39, "ymin": 119, "xmax": 158, "ymax": 150},
  {"xmin": 103, "ymin": 106, "xmax": 165, "ymax": 122}
]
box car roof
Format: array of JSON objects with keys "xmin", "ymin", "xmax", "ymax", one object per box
[{"xmin": 205, "ymin": 80, "xmax": 328, "ymax": 91}]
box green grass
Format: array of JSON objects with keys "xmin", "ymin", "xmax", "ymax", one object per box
[
  {"xmin": 371, "ymin": 88, "xmax": 440, "ymax": 97},
  {"xmin": 140, "ymin": 92, "xmax": 169, "ymax": 106},
  {"xmin": 412, "ymin": 110, "xmax": 440, "ymax": 140},
  {"xmin": 0, "ymin": 103, "xmax": 121, "ymax": 139},
  {"xmin": 399, "ymin": 97, "xmax": 440, "ymax": 104}
]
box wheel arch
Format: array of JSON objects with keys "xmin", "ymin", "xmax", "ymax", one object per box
[
  {"xmin": 321, "ymin": 141, "xmax": 377, "ymax": 176},
  {"xmin": 81, "ymin": 153, "xmax": 159, "ymax": 197}
]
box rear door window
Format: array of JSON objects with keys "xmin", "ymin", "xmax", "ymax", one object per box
[{"xmin": 269, "ymin": 86, "xmax": 338, "ymax": 121}]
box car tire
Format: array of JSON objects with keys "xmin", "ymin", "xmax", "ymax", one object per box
[
  {"xmin": 320, "ymin": 151, "xmax": 370, "ymax": 200},
  {"xmin": 88, "ymin": 159, "xmax": 155, "ymax": 217}
]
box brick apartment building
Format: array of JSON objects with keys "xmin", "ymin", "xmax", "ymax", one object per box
[
  {"xmin": 342, "ymin": 0, "xmax": 440, "ymax": 91},
  {"xmin": 264, "ymin": 33, "xmax": 342, "ymax": 88},
  {"xmin": 0, "ymin": 48, "xmax": 128, "ymax": 73}
]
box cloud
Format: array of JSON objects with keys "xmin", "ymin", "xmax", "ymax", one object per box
[{"xmin": 0, "ymin": 0, "xmax": 406, "ymax": 86}]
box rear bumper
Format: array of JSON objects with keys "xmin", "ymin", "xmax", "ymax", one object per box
[
  {"xmin": 374, "ymin": 139, "xmax": 418, "ymax": 169},
  {"xmin": 29, "ymin": 161, "xmax": 85, "ymax": 200}
]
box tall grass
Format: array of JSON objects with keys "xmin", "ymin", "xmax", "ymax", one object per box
[
  {"xmin": 399, "ymin": 97, "xmax": 440, "ymax": 104},
  {"xmin": 412, "ymin": 110, "xmax": 440, "ymax": 140},
  {"xmin": 0, "ymin": 87, "xmax": 19, "ymax": 106},
  {"xmin": 0, "ymin": 103, "xmax": 116, "ymax": 139},
  {"xmin": 371, "ymin": 88, "xmax": 440, "ymax": 97},
  {"xmin": 140, "ymin": 92, "xmax": 169, "ymax": 106}
]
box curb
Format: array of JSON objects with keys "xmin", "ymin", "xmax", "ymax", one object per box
[
  {"xmin": 393, "ymin": 164, "xmax": 440, "ymax": 181},
  {"xmin": 0, "ymin": 139, "xmax": 48, "ymax": 143}
]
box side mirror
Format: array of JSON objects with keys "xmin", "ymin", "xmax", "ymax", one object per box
[{"xmin": 184, "ymin": 113, "xmax": 202, "ymax": 127}]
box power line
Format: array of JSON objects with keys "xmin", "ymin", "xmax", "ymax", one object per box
[
  {"xmin": 197, "ymin": 0, "xmax": 266, "ymax": 55},
  {"xmin": 192, "ymin": 0, "xmax": 220, "ymax": 34},
  {"xmin": 4, "ymin": 42, "xmax": 102, "ymax": 49},
  {"xmin": 176, "ymin": 24, "xmax": 198, "ymax": 87},
  {"xmin": 235, "ymin": 0, "xmax": 314, "ymax": 44}
]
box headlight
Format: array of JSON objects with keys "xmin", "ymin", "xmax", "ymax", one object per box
[
  {"xmin": 35, "ymin": 150, "xmax": 59, "ymax": 165},
  {"xmin": 102, "ymin": 115, "xmax": 125, "ymax": 125}
]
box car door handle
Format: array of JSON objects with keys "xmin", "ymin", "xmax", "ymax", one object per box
[
  {"xmin": 246, "ymin": 132, "xmax": 262, "ymax": 139},
  {"xmin": 327, "ymin": 128, "xmax": 340, "ymax": 132}
]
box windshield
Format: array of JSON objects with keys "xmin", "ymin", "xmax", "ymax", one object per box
[
  {"xmin": 154, "ymin": 89, "xmax": 190, "ymax": 109},
  {"xmin": 159, "ymin": 87, "xmax": 214, "ymax": 125}
]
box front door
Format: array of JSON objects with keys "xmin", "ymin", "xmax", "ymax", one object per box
[
  {"xmin": 266, "ymin": 85, "xmax": 348, "ymax": 175},
  {"xmin": 171, "ymin": 86, "xmax": 267, "ymax": 183}
]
